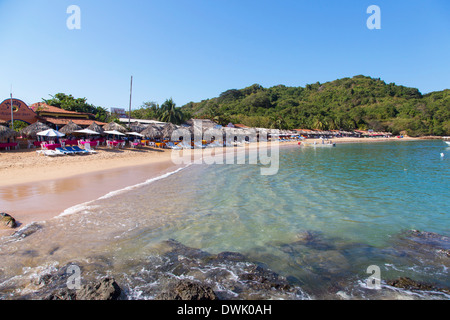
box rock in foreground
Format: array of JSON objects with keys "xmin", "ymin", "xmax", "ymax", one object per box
[
  {"xmin": 157, "ymin": 280, "xmax": 218, "ymax": 300},
  {"xmin": 1, "ymin": 213, "xmax": 17, "ymax": 228},
  {"xmin": 46, "ymin": 277, "xmax": 121, "ymax": 300}
]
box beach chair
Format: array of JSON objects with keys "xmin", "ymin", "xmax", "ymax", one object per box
[
  {"xmin": 39, "ymin": 150, "xmax": 60, "ymax": 157},
  {"xmin": 83, "ymin": 143, "xmax": 97, "ymax": 154},
  {"xmin": 62, "ymin": 146, "xmax": 82, "ymax": 155},
  {"xmin": 70, "ymin": 146, "xmax": 90, "ymax": 155},
  {"xmin": 53, "ymin": 148, "xmax": 68, "ymax": 156},
  {"xmin": 56, "ymin": 147, "xmax": 76, "ymax": 155},
  {"xmin": 178, "ymin": 141, "xmax": 192, "ymax": 149},
  {"xmin": 167, "ymin": 141, "xmax": 182, "ymax": 150},
  {"xmin": 194, "ymin": 141, "xmax": 205, "ymax": 149},
  {"xmin": 208, "ymin": 141, "xmax": 222, "ymax": 148}
]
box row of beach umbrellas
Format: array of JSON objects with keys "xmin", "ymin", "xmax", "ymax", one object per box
[{"xmin": 2, "ymin": 120, "xmax": 274, "ymax": 142}]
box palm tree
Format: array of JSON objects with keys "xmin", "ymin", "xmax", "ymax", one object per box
[
  {"xmin": 313, "ymin": 116, "xmax": 325, "ymax": 130},
  {"xmin": 158, "ymin": 98, "xmax": 184, "ymax": 125}
]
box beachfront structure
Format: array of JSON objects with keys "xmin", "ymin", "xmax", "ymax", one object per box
[
  {"xmin": 0, "ymin": 98, "xmax": 39, "ymax": 127},
  {"xmin": 30, "ymin": 102, "xmax": 107, "ymax": 129},
  {"xmin": 118, "ymin": 118, "xmax": 166, "ymax": 126},
  {"xmin": 0, "ymin": 98, "xmax": 106, "ymax": 130}
]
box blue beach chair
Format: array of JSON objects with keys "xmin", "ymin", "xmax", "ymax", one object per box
[{"xmin": 71, "ymin": 146, "xmax": 90, "ymax": 154}]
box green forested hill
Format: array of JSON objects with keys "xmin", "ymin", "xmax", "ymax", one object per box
[{"xmin": 180, "ymin": 75, "xmax": 450, "ymax": 136}]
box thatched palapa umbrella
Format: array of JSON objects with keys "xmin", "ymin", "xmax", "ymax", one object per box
[
  {"xmin": 129, "ymin": 121, "xmax": 147, "ymax": 133},
  {"xmin": 140, "ymin": 124, "xmax": 162, "ymax": 139},
  {"xmin": 161, "ymin": 123, "xmax": 178, "ymax": 140},
  {"xmin": 103, "ymin": 121, "xmax": 127, "ymax": 133},
  {"xmin": 20, "ymin": 121, "xmax": 51, "ymax": 138},
  {"xmin": 0, "ymin": 125, "xmax": 19, "ymax": 139},
  {"xmin": 59, "ymin": 120, "xmax": 82, "ymax": 135},
  {"xmin": 87, "ymin": 122, "xmax": 105, "ymax": 135}
]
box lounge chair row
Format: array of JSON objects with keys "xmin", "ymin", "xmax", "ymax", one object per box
[{"xmin": 37, "ymin": 146, "xmax": 96, "ymax": 157}]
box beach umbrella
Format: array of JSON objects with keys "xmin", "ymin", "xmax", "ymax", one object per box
[
  {"xmin": 129, "ymin": 121, "xmax": 147, "ymax": 133},
  {"xmin": 87, "ymin": 122, "xmax": 105, "ymax": 135},
  {"xmin": 140, "ymin": 124, "xmax": 162, "ymax": 139},
  {"xmin": 126, "ymin": 132, "xmax": 144, "ymax": 137},
  {"xmin": 103, "ymin": 121, "xmax": 127, "ymax": 133},
  {"xmin": 161, "ymin": 123, "xmax": 178, "ymax": 140},
  {"xmin": 59, "ymin": 120, "xmax": 82, "ymax": 135},
  {"xmin": 74, "ymin": 128, "xmax": 100, "ymax": 135},
  {"xmin": 36, "ymin": 129, "xmax": 65, "ymax": 138},
  {"xmin": 0, "ymin": 125, "xmax": 19, "ymax": 139},
  {"xmin": 20, "ymin": 121, "xmax": 51, "ymax": 137},
  {"xmin": 104, "ymin": 130, "xmax": 125, "ymax": 136},
  {"xmin": 104, "ymin": 130, "xmax": 126, "ymax": 141}
]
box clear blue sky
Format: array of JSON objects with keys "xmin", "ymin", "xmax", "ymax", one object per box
[{"xmin": 0, "ymin": 0, "xmax": 449, "ymax": 110}]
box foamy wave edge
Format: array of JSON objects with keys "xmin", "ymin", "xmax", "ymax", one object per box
[{"xmin": 56, "ymin": 165, "xmax": 191, "ymax": 218}]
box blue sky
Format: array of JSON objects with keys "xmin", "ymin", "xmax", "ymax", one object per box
[{"xmin": 0, "ymin": 0, "xmax": 449, "ymax": 110}]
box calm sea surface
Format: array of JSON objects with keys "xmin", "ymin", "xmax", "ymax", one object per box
[{"xmin": 1, "ymin": 140, "xmax": 449, "ymax": 299}]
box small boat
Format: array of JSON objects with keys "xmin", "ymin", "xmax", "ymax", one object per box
[{"xmin": 443, "ymin": 137, "xmax": 450, "ymax": 146}]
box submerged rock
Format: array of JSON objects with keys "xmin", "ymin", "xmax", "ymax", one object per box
[
  {"xmin": 124, "ymin": 239, "xmax": 308, "ymax": 300},
  {"xmin": 387, "ymin": 277, "xmax": 449, "ymax": 295},
  {"xmin": 11, "ymin": 223, "xmax": 42, "ymax": 239},
  {"xmin": 295, "ymin": 230, "xmax": 316, "ymax": 243},
  {"xmin": 391, "ymin": 229, "xmax": 450, "ymax": 268},
  {"xmin": 1, "ymin": 213, "xmax": 17, "ymax": 228},
  {"xmin": 216, "ymin": 251, "xmax": 246, "ymax": 262}
]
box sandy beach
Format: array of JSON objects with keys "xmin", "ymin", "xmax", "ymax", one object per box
[
  {"xmin": 0, "ymin": 136, "xmax": 421, "ymax": 187},
  {"xmin": 0, "ymin": 136, "xmax": 421, "ymax": 233}
]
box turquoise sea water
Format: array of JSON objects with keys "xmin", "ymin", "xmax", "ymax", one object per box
[
  {"xmin": 0, "ymin": 140, "xmax": 449, "ymax": 299},
  {"xmin": 128, "ymin": 140, "xmax": 449, "ymax": 251}
]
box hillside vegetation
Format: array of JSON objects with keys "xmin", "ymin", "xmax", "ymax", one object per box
[{"xmin": 180, "ymin": 75, "xmax": 450, "ymax": 136}]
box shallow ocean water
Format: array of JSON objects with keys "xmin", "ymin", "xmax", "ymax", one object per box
[{"xmin": 0, "ymin": 140, "xmax": 449, "ymax": 299}]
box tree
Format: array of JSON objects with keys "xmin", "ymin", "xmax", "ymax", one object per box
[
  {"xmin": 43, "ymin": 93, "xmax": 106, "ymax": 120},
  {"xmin": 130, "ymin": 101, "xmax": 160, "ymax": 120},
  {"xmin": 158, "ymin": 98, "xmax": 184, "ymax": 124},
  {"xmin": 179, "ymin": 76, "xmax": 450, "ymax": 135},
  {"xmin": 95, "ymin": 106, "xmax": 109, "ymax": 122},
  {"xmin": 43, "ymin": 93, "xmax": 98, "ymax": 114}
]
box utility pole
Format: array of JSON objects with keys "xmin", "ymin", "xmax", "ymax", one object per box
[
  {"xmin": 10, "ymin": 85, "xmax": 14, "ymax": 130},
  {"xmin": 129, "ymin": 76, "xmax": 133, "ymax": 128}
]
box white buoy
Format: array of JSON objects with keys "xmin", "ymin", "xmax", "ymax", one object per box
[{"xmin": 440, "ymin": 153, "xmax": 445, "ymax": 157}]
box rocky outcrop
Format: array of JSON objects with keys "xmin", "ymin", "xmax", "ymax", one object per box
[
  {"xmin": 0, "ymin": 213, "xmax": 17, "ymax": 228},
  {"xmin": 387, "ymin": 277, "xmax": 450, "ymax": 295},
  {"xmin": 130, "ymin": 239, "xmax": 305, "ymax": 300},
  {"xmin": 12, "ymin": 223, "xmax": 42, "ymax": 238},
  {"xmin": 76, "ymin": 277, "xmax": 122, "ymax": 300},
  {"xmin": 46, "ymin": 277, "xmax": 121, "ymax": 300},
  {"xmin": 157, "ymin": 280, "xmax": 218, "ymax": 300}
]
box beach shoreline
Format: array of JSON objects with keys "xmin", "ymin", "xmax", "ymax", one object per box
[
  {"xmin": 0, "ymin": 136, "xmax": 421, "ymax": 187},
  {"xmin": 0, "ymin": 136, "xmax": 421, "ymax": 234}
]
